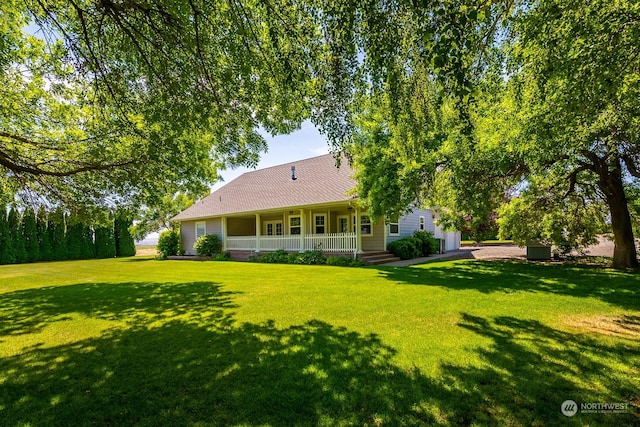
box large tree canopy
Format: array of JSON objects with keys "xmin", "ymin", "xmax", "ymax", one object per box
[
  {"xmin": 344, "ymin": 0, "xmax": 640, "ymax": 269},
  {"xmin": 1, "ymin": 0, "xmax": 328, "ymax": 211},
  {"xmin": 2, "ymin": 0, "xmax": 496, "ymax": 211}
]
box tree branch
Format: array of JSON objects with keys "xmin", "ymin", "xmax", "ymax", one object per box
[
  {"xmin": 0, "ymin": 146, "xmax": 136, "ymax": 177},
  {"xmin": 622, "ymin": 154, "xmax": 640, "ymax": 178}
]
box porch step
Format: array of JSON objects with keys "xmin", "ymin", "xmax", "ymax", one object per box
[{"xmin": 359, "ymin": 251, "xmax": 401, "ymax": 265}]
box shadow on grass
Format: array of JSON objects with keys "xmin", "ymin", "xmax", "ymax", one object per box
[
  {"xmin": 375, "ymin": 260, "xmax": 640, "ymax": 310},
  {"xmin": 0, "ymin": 282, "xmax": 638, "ymax": 425},
  {"xmin": 0, "ymin": 281, "xmax": 237, "ymax": 336}
]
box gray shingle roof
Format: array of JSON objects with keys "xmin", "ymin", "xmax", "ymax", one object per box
[{"xmin": 173, "ymin": 153, "xmax": 356, "ymax": 221}]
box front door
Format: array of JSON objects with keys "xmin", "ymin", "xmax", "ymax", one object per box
[
  {"xmin": 264, "ymin": 221, "xmax": 283, "ymax": 236},
  {"xmin": 337, "ymin": 215, "xmax": 349, "ymax": 233}
]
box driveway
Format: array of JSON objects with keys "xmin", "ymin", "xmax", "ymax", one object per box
[{"xmin": 383, "ymin": 236, "xmax": 618, "ymax": 267}]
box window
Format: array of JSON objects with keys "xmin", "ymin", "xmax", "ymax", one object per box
[
  {"xmin": 314, "ymin": 214, "xmax": 326, "ymax": 234},
  {"xmin": 289, "ymin": 216, "xmax": 301, "ymax": 235},
  {"xmin": 195, "ymin": 221, "xmax": 206, "ymax": 239},
  {"xmin": 419, "ymin": 216, "xmax": 425, "ymax": 231},
  {"xmin": 388, "ymin": 220, "xmax": 399, "ymax": 235},
  {"xmin": 360, "ymin": 215, "xmax": 372, "ymax": 235}
]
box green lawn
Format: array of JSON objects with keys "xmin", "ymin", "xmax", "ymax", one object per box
[{"xmin": 0, "ymin": 258, "xmax": 638, "ymax": 426}]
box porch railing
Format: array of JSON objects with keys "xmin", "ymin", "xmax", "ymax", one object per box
[
  {"xmin": 259, "ymin": 235, "xmax": 302, "ymax": 251},
  {"xmin": 304, "ymin": 232, "xmax": 357, "ymax": 252},
  {"xmin": 225, "ymin": 236, "xmax": 257, "ymax": 251},
  {"xmin": 225, "ymin": 232, "xmax": 356, "ymax": 253}
]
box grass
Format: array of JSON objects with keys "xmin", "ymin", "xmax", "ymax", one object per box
[{"xmin": 0, "ymin": 258, "xmax": 638, "ymax": 426}]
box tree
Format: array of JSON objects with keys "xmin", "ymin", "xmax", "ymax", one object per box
[
  {"xmin": 95, "ymin": 222, "xmax": 117, "ymax": 259},
  {"xmin": 8, "ymin": 207, "xmax": 27, "ymax": 263},
  {"xmin": 0, "ymin": 207, "xmax": 13, "ymax": 264},
  {"xmin": 80, "ymin": 224, "xmax": 95, "ymax": 260},
  {"xmin": 65, "ymin": 216, "xmax": 84, "ymax": 260},
  {"xmin": 344, "ymin": 1, "xmax": 640, "ymax": 269},
  {"xmin": 22, "ymin": 208, "xmax": 39, "ymax": 262},
  {"xmin": 37, "ymin": 207, "xmax": 52, "ymax": 261},
  {"xmin": 503, "ymin": 0, "xmax": 640, "ymax": 268},
  {"xmin": 115, "ymin": 212, "xmax": 136, "ymax": 257},
  {"xmin": 1, "ymin": 0, "xmax": 328, "ymax": 213},
  {"xmin": 49, "ymin": 208, "xmax": 67, "ymax": 261}
]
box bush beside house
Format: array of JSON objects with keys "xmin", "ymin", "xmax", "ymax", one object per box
[
  {"xmin": 157, "ymin": 229, "xmax": 181, "ymax": 258},
  {"xmin": 194, "ymin": 234, "xmax": 222, "ymax": 257},
  {"xmin": 387, "ymin": 231, "xmax": 440, "ymax": 260}
]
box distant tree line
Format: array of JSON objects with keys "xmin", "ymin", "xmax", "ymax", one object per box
[{"xmin": 0, "ymin": 207, "xmax": 135, "ymax": 265}]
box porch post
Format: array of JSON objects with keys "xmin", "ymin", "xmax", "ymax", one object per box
[
  {"xmin": 299, "ymin": 208, "xmax": 305, "ymax": 252},
  {"xmin": 382, "ymin": 215, "xmax": 387, "ymax": 252},
  {"xmin": 355, "ymin": 207, "xmax": 362, "ymax": 253},
  {"xmin": 222, "ymin": 216, "xmax": 228, "ymax": 251},
  {"xmin": 255, "ymin": 213, "xmax": 261, "ymax": 252}
]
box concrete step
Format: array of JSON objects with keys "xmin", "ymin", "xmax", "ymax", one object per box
[
  {"xmin": 359, "ymin": 251, "xmax": 401, "ymax": 265},
  {"xmin": 365, "ymin": 256, "xmax": 402, "ymax": 265}
]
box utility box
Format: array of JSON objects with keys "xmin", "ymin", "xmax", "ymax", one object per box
[{"xmin": 526, "ymin": 241, "xmax": 551, "ymax": 260}]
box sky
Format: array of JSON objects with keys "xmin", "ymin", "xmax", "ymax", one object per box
[{"xmin": 212, "ymin": 121, "xmax": 330, "ymax": 190}]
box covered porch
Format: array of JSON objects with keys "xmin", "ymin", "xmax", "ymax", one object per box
[{"xmin": 219, "ymin": 204, "xmax": 384, "ymax": 254}]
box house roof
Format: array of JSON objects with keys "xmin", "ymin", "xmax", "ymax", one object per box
[{"xmin": 173, "ymin": 153, "xmax": 357, "ymax": 221}]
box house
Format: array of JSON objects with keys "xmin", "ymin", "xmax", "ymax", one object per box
[{"xmin": 172, "ymin": 154, "xmax": 460, "ymax": 259}]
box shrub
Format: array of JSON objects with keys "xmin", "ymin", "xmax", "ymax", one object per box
[
  {"xmin": 257, "ymin": 249, "xmax": 290, "ymax": 263},
  {"xmin": 387, "ymin": 237, "xmax": 422, "ymax": 260},
  {"xmin": 326, "ymin": 256, "xmax": 365, "ymax": 267},
  {"xmin": 413, "ymin": 230, "xmax": 440, "ymax": 256},
  {"xmin": 157, "ymin": 229, "xmax": 180, "ymax": 257},
  {"xmin": 213, "ymin": 252, "xmax": 231, "ymax": 261},
  {"xmin": 292, "ymin": 249, "xmax": 327, "ymax": 265},
  {"xmin": 194, "ymin": 234, "xmax": 221, "ymax": 257}
]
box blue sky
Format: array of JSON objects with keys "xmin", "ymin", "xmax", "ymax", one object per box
[{"xmin": 212, "ymin": 121, "xmax": 330, "ymax": 190}]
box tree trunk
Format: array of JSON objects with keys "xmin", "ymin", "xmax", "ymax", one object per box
[{"xmin": 600, "ymin": 161, "xmax": 639, "ymax": 269}]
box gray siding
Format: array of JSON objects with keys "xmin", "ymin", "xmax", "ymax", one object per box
[
  {"xmin": 181, "ymin": 218, "xmax": 222, "ymax": 255},
  {"xmin": 386, "ymin": 208, "xmax": 461, "ymax": 252},
  {"xmin": 180, "ymin": 220, "xmax": 196, "ymax": 255},
  {"xmin": 387, "ymin": 208, "xmax": 436, "ymax": 244}
]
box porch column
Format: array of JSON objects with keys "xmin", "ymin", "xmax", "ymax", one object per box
[
  {"xmin": 222, "ymin": 216, "xmax": 228, "ymax": 251},
  {"xmin": 355, "ymin": 207, "xmax": 362, "ymax": 253},
  {"xmin": 255, "ymin": 213, "xmax": 261, "ymax": 252},
  {"xmin": 299, "ymin": 208, "xmax": 305, "ymax": 252},
  {"xmin": 382, "ymin": 215, "xmax": 387, "ymax": 252}
]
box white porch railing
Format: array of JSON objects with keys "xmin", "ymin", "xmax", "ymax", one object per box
[
  {"xmin": 259, "ymin": 236, "xmax": 302, "ymax": 251},
  {"xmin": 225, "ymin": 232, "xmax": 357, "ymax": 253},
  {"xmin": 226, "ymin": 236, "xmax": 257, "ymax": 251},
  {"xmin": 304, "ymin": 232, "xmax": 357, "ymax": 252}
]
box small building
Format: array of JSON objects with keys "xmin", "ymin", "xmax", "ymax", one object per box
[{"xmin": 172, "ymin": 154, "xmax": 460, "ymax": 258}]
